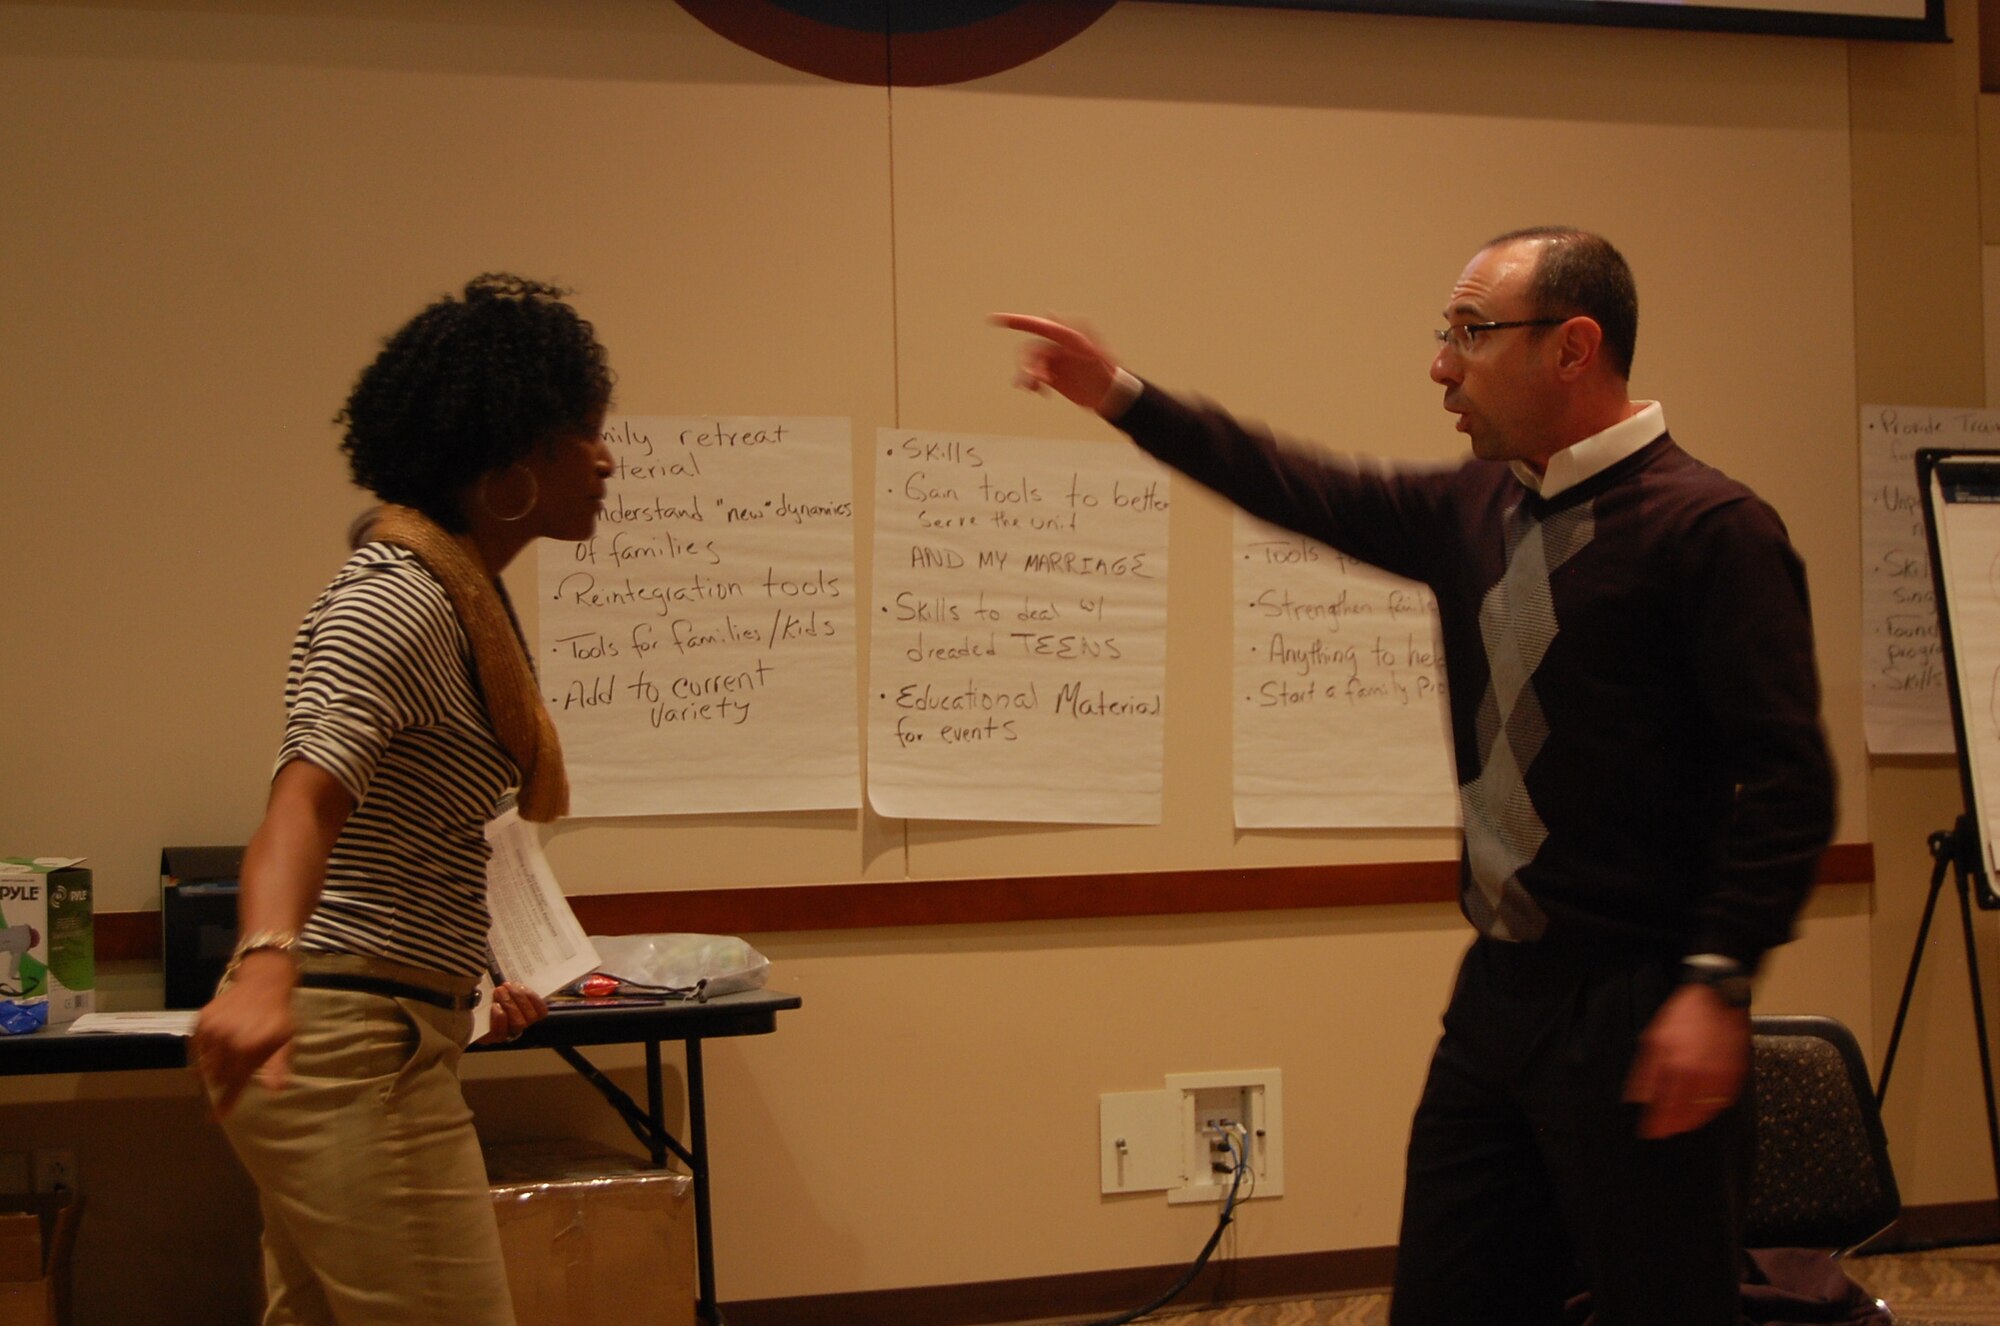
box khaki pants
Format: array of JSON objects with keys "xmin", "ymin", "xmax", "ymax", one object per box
[{"xmin": 217, "ymin": 956, "xmax": 514, "ymax": 1326}]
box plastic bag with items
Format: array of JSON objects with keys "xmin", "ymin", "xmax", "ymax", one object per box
[{"xmin": 571, "ymin": 933, "xmax": 770, "ymax": 1001}]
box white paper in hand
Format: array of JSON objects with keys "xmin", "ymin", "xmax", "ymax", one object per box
[{"xmin": 482, "ymin": 809, "xmax": 600, "ymax": 1002}]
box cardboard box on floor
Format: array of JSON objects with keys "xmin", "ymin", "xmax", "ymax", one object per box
[
  {"xmin": 486, "ymin": 1140, "xmax": 694, "ymax": 1326},
  {"xmin": 0, "ymin": 1197, "xmax": 82, "ymax": 1326}
]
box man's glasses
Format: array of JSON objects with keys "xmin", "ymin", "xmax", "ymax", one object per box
[{"xmin": 1433, "ymin": 318, "xmax": 1565, "ymax": 352}]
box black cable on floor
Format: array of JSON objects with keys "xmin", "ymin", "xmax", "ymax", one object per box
[{"xmin": 1063, "ymin": 1130, "xmax": 1251, "ymax": 1326}]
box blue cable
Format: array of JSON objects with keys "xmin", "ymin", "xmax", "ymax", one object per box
[{"xmin": 1066, "ymin": 1127, "xmax": 1252, "ymax": 1326}]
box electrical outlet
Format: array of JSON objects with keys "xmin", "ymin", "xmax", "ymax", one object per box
[
  {"xmin": 1165, "ymin": 1069, "xmax": 1284, "ymax": 1204},
  {"xmin": 31, "ymin": 1148, "xmax": 75, "ymax": 1195},
  {"xmin": 1190, "ymin": 1083, "xmax": 1253, "ymax": 1174},
  {"xmin": 1099, "ymin": 1070, "xmax": 1286, "ymax": 1203}
]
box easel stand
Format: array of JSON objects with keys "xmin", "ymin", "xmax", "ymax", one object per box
[{"xmin": 1876, "ymin": 816, "xmax": 2000, "ymax": 1224}]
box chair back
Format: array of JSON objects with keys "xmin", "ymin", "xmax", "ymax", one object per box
[{"xmin": 1746, "ymin": 1015, "xmax": 1901, "ymax": 1253}]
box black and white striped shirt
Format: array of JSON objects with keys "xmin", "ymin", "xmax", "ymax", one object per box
[{"xmin": 279, "ymin": 543, "xmax": 517, "ymax": 976}]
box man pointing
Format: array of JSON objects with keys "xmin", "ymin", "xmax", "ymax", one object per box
[{"xmin": 999, "ymin": 227, "xmax": 1835, "ymax": 1325}]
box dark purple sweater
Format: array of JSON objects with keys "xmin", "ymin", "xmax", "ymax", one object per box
[{"xmin": 1119, "ymin": 383, "xmax": 1835, "ymax": 970}]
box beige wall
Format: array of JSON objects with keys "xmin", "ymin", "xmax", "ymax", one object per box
[
  {"xmin": 1, "ymin": 0, "xmax": 1870, "ymax": 899},
  {"xmin": 0, "ymin": 2, "xmax": 1985, "ymax": 1322},
  {"xmin": 1853, "ymin": 0, "xmax": 2000, "ymax": 1213}
]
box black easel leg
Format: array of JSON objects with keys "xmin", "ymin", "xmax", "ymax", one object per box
[{"xmin": 1878, "ymin": 835, "xmax": 1954, "ymax": 1106}]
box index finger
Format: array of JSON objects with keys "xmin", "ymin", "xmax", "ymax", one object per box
[{"xmin": 989, "ymin": 313, "xmax": 1092, "ymax": 349}]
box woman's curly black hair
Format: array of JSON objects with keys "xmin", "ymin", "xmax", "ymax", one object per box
[{"xmin": 337, "ymin": 274, "xmax": 614, "ymax": 531}]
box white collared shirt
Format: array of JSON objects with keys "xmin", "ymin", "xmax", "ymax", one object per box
[{"xmin": 1511, "ymin": 401, "xmax": 1665, "ymax": 500}]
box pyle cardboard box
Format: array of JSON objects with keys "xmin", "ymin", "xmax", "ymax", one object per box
[{"xmin": 0, "ymin": 859, "xmax": 93, "ymax": 1032}]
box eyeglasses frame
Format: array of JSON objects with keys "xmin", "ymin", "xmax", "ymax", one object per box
[{"xmin": 1433, "ymin": 317, "xmax": 1568, "ymax": 352}]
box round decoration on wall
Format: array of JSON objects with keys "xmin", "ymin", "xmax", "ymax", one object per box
[{"xmin": 674, "ymin": 0, "xmax": 1117, "ymax": 86}]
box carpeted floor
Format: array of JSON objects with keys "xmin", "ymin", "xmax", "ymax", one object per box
[
  {"xmin": 1052, "ymin": 1244, "xmax": 2000, "ymax": 1325},
  {"xmin": 1852, "ymin": 1243, "xmax": 2000, "ymax": 1324}
]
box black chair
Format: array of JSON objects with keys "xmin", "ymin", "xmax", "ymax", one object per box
[{"xmin": 1745, "ymin": 1015, "xmax": 1902, "ymax": 1255}]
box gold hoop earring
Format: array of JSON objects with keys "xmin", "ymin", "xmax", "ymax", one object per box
[{"xmin": 480, "ymin": 466, "xmax": 538, "ymax": 523}]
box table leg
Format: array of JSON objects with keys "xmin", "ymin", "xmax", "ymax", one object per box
[
  {"xmin": 550, "ymin": 1045, "xmax": 694, "ymax": 1171},
  {"xmin": 646, "ymin": 1040, "xmax": 666, "ymax": 1168},
  {"xmin": 688, "ymin": 1036, "xmax": 724, "ymax": 1325}
]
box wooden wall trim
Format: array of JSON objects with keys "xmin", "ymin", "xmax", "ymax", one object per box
[
  {"xmin": 97, "ymin": 841, "xmax": 1875, "ymax": 960},
  {"xmin": 1876, "ymin": 1198, "xmax": 2000, "ymax": 1250}
]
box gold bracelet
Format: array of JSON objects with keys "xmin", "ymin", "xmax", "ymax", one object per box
[{"xmin": 221, "ymin": 929, "xmax": 301, "ymax": 984}]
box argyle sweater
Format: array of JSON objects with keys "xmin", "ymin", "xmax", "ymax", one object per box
[{"xmin": 1119, "ymin": 383, "xmax": 1835, "ymax": 970}]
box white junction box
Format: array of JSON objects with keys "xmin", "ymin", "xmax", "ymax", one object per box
[{"xmin": 1099, "ymin": 1068, "xmax": 1284, "ymax": 1203}]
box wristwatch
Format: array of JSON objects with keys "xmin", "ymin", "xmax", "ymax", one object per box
[{"xmin": 1679, "ymin": 954, "xmax": 1753, "ymax": 1009}]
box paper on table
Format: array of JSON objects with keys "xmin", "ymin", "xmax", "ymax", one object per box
[
  {"xmin": 867, "ymin": 431, "xmax": 1170, "ymax": 824},
  {"xmin": 1233, "ymin": 515, "xmax": 1457, "ymax": 827},
  {"xmin": 65, "ymin": 1010, "xmax": 200, "ymax": 1036},
  {"xmin": 475, "ymin": 809, "xmax": 601, "ymax": 1042}
]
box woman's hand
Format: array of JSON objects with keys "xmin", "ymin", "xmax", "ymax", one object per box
[
  {"xmin": 477, "ymin": 982, "xmax": 549, "ymax": 1044},
  {"xmin": 193, "ymin": 760, "xmax": 351, "ymax": 1117},
  {"xmin": 193, "ymin": 950, "xmax": 298, "ymax": 1117}
]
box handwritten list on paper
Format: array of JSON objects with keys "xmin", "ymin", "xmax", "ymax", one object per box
[
  {"xmin": 537, "ymin": 415, "xmax": 860, "ymax": 817},
  {"xmin": 1234, "ymin": 515, "xmax": 1456, "ymax": 828},
  {"xmin": 1860, "ymin": 404, "xmax": 2000, "ymax": 755},
  {"xmin": 868, "ymin": 431, "xmax": 1170, "ymax": 824}
]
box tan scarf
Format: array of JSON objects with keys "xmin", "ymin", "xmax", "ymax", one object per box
[{"xmin": 366, "ymin": 504, "xmax": 569, "ymax": 822}]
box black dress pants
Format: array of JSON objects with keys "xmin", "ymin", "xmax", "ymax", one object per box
[{"xmin": 1390, "ymin": 937, "xmax": 1751, "ymax": 1326}]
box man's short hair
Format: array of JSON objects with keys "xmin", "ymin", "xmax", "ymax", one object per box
[{"xmin": 1485, "ymin": 227, "xmax": 1638, "ymax": 380}]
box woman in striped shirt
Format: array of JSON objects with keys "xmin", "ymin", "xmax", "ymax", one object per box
[{"xmin": 192, "ymin": 274, "xmax": 614, "ymax": 1325}]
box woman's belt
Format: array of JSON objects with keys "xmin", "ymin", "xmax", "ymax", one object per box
[
  {"xmin": 296, "ymin": 952, "xmax": 483, "ymax": 1011},
  {"xmin": 297, "ymin": 971, "xmax": 481, "ymax": 1011}
]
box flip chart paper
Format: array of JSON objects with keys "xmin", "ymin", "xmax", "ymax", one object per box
[
  {"xmin": 1233, "ymin": 516, "xmax": 1456, "ymax": 827},
  {"xmin": 538, "ymin": 415, "xmax": 860, "ymax": 816},
  {"xmin": 1859, "ymin": 405, "xmax": 2000, "ymax": 754},
  {"xmin": 868, "ymin": 431, "xmax": 1169, "ymax": 824}
]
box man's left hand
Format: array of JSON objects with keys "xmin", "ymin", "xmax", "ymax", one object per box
[{"xmin": 1623, "ymin": 982, "xmax": 1750, "ymax": 1140}]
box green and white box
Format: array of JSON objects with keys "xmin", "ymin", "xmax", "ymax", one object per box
[{"xmin": 0, "ymin": 858, "xmax": 94, "ymax": 1030}]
